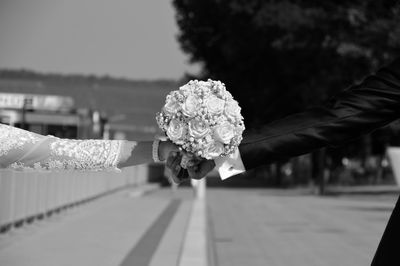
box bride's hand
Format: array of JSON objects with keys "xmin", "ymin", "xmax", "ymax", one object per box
[
  {"xmin": 158, "ymin": 140, "xmax": 179, "ymax": 161},
  {"xmin": 165, "ymin": 151, "xmax": 189, "ymax": 184},
  {"xmin": 166, "ymin": 151, "xmax": 215, "ymax": 181}
]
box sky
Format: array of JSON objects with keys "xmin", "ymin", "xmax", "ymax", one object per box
[{"xmin": 0, "ymin": 0, "xmax": 200, "ymax": 80}]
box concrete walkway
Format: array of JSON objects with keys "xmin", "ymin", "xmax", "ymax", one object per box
[
  {"xmin": 207, "ymin": 188, "xmax": 399, "ymax": 266},
  {"xmin": 0, "ymin": 186, "xmax": 194, "ymax": 266},
  {"xmin": 0, "ymin": 186, "xmax": 398, "ymax": 266}
]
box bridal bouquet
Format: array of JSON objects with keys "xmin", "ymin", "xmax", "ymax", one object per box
[{"xmin": 156, "ymin": 79, "xmax": 245, "ymax": 166}]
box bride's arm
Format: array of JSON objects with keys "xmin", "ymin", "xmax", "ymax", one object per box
[
  {"xmin": 0, "ymin": 123, "xmax": 177, "ymax": 171},
  {"xmin": 118, "ymin": 140, "xmax": 177, "ymax": 168}
]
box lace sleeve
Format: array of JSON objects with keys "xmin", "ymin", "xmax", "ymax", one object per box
[{"xmin": 0, "ymin": 124, "xmax": 136, "ymax": 171}]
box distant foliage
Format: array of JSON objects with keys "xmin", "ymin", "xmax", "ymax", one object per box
[
  {"xmin": 0, "ymin": 69, "xmax": 176, "ymax": 88},
  {"xmin": 173, "ymin": 0, "xmax": 400, "ymax": 128}
]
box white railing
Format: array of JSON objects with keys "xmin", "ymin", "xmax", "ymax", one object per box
[{"xmin": 0, "ymin": 165, "xmax": 148, "ymax": 229}]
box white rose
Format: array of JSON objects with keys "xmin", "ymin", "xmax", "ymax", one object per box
[
  {"xmin": 224, "ymin": 100, "xmax": 241, "ymax": 120},
  {"xmin": 189, "ymin": 120, "xmax": 210, "ymax": 139},
  {"xmin": 181, "ymin": 95, "xmax": 200, "ymax": 117},
  {"xmin": 164, "ymin": 97, "xmax": 181, "ymax": 114},
  {"xmin": 205, "ymin": 141, "xmax": 224, "ymax": 158},
  {"xmin": 235, "ymin": 125, "xmax": 245, "ymax": 135},
  {"xmin": 213, "ymin": 121, "xmax": 235, "ymax": 144},
  {"xmin": 179, "ymin": 84, "xmax": 192, "ymax": 93},
  {"xmin": 198, "ymin": 80, "xmax": 212, "ymax": 89},
  {"xmin": 204, "ymin": 95, "xmax": 225, "ymax": 115},
  {"xmin": 167, "ymin": 119, "xmax": 186, "ymax": 143}
]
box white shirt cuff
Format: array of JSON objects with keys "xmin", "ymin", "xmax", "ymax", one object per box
[{"xmin": 214, "ymin": 148, "xmax": 246, "ymax": 180}]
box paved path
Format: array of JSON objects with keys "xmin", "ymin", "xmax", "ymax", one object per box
[
  {"xmin": 207, "ymin": 188, "xmax": 399, "ymax": 266},
  {"xmin": 0, "ymin": 186, "xmax": 398, "ymax": 266},
  {"xmin": 0, "ymin": 186, "xmax": 195, "ymax": 266}
]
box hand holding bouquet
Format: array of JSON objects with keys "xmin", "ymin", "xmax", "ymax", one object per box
[{"xmin": 156, "ymin": 79, "xmax": 245, "ymax": 168}]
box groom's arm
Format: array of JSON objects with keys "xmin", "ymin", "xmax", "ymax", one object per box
[{"xmin": 217, "ymin": 57, "xmax": 400, "ymax": 177}]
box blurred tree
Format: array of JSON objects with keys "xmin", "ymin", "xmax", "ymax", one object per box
[
  {"xmin": 173, "ymin": 0, "xmax": 400, "ymax": 128},
  {"xmin": 0, "ymin": 69, "xmax": 176, "ymax": 88}
]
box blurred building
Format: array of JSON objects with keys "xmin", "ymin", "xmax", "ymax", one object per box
[
  {"xmin": 0, "ymin": 92, "xmax": 103, "ymax": 139},
  {"xmin": 0, "ymin": 72, "xmax": 177, "ymax": 141}
]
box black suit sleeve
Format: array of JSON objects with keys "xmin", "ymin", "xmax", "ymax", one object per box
[{"xmin": 239, "ymin": 58, "xmax": 400, "ymax": 170}]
